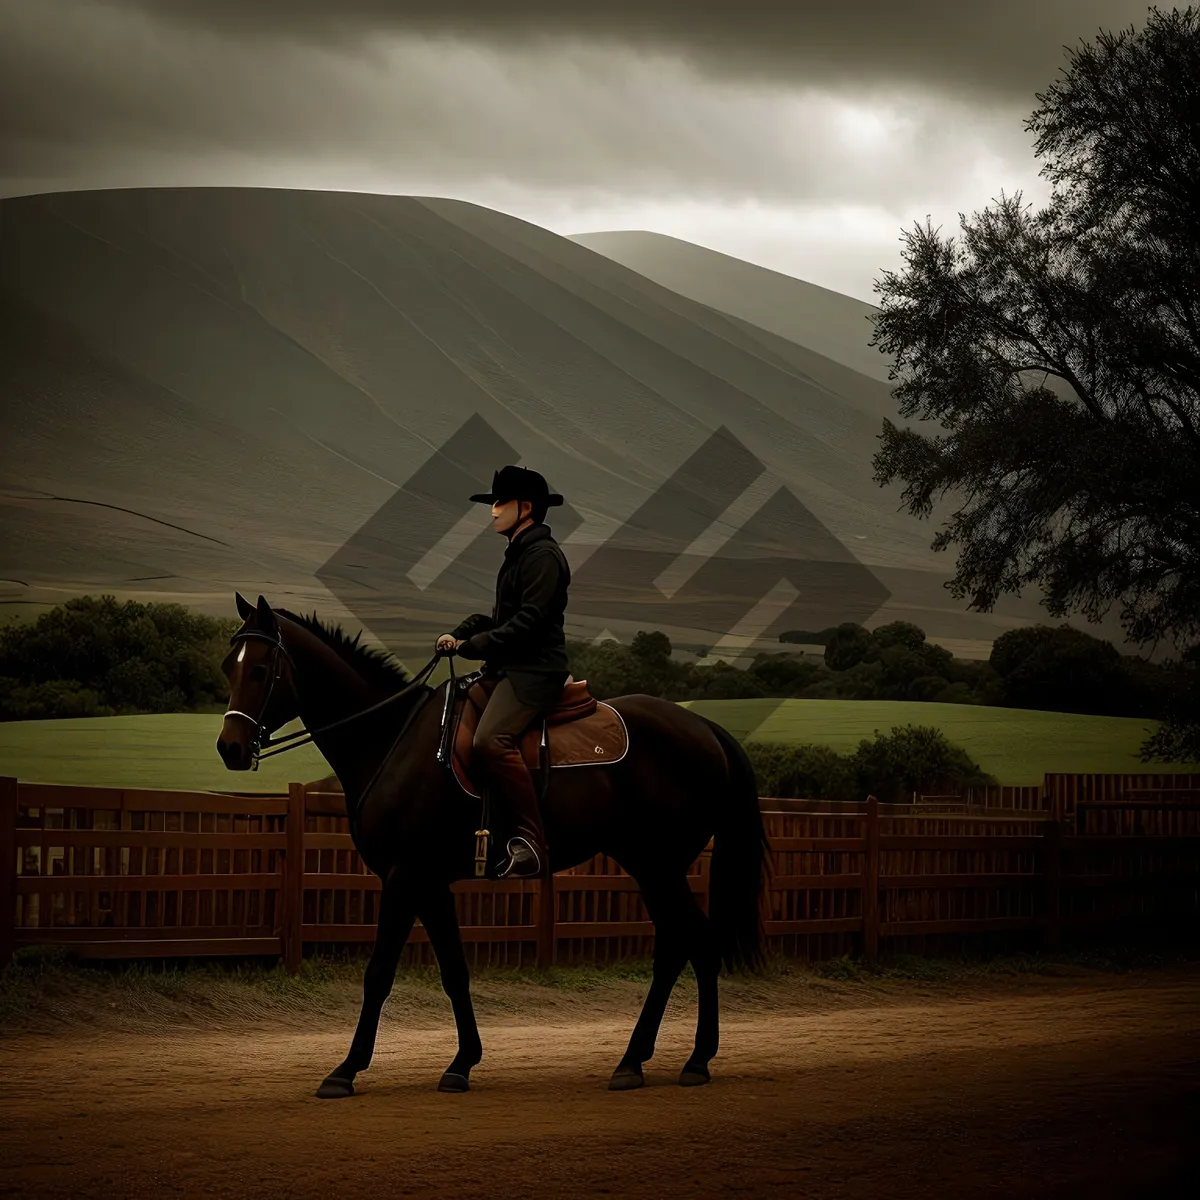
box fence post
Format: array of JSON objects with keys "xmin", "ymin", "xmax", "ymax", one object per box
[
  {"xmin": 283, "ymin": 783, "xmax": 306, "ymax": 973},
  {"xmin": 536, "ymin": 872, "xmax": 556, "ymax": 970},
  {"xmin": 861, "ymin": 794, "xmax": 880, "ymax": 962},
  {"xmin": 1042, "ymin": 818, "xmax": 1062, "ymax": 952},
  {"xmin": 0, "ymin": 778, "xmax": 17, "ymax": 972}
]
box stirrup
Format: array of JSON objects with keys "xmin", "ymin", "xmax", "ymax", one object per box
[{"xmin": 497, "ymin": 836, "xmax": 542, "ymax": 879}]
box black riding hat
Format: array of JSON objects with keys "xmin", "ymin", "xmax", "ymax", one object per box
[{"xmin": 470, "ymin": 465, "xmax": 563, "ymax": 507}]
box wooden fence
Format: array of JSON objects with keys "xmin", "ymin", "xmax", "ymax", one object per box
[{"xmin": 3, "ymin": 775, "xmax": 1199, "ymax": 972}]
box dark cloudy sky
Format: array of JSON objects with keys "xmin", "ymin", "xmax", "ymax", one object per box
[{"xmin": 0, "ymin": 1, "xmax": 1173, "ymax": 301}]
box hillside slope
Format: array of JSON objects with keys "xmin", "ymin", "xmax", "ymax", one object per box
[
  {"xmin": 570, "ymin": 230, "xmax": 892, "ymax": 383},
  {"xmin": 0, "ymin": 188, "xmax": 1125, "ymax": 662}
]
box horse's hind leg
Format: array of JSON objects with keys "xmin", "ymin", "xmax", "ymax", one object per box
[
  {"xmin": 318, "ymin": 867, "xmax": 416, "ymax": 1098},
  {"xmin": 679, "ymin": 888, "xmax": 721, "ymax": 1087},
  {"xmin": 419, "ymin": 885, "xmax": 484, "ymax": 1092},
  {"xmin": 609, "ymin": 871, "xmax": 693, "ymax": 1091}
]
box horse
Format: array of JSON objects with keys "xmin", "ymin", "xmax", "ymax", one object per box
[{"xmin": 217, "ymin": 592, "xmax": 769, "ymax": 1097}]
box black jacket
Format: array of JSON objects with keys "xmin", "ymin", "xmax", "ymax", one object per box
[{"xmin": 452, "ymin": 522, "xmax": 571, "ymax": 677}]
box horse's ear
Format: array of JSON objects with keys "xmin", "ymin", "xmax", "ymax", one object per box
[
  {"xmin": 235, "ymin": 591, "xmax": 253, "ymax": 620},
  {"xmin": 256, "ymin": 594, "xmax": 277, "ymax": 631}
]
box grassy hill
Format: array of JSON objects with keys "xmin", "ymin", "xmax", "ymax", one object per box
[
  {"xmin": 1, "ymin": 702, "xmax": 1191, "ymax": 792},
  {"xmin": 0, "ymin": 187, "xmax": 1130, "ymax": 664}
]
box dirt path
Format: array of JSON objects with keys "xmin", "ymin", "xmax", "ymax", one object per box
[{"xmin": 2, "ymin": 972, "xmax": 1198, "ymax": 1199}]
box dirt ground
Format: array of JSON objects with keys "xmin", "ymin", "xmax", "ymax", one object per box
[{"xmin": 1, "ymin": 967, "xmax": 1199, "ymax": 1199}]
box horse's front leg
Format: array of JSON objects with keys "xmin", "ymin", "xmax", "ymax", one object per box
[
  {"xmin": 419, "ymin": 884, "xmax": 484, "ymax": 1092},
  {"xmin": 317, "ymin": 866, "xmax": 415, "ymax": 1099}
]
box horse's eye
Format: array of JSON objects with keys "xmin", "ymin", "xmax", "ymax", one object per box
[{"xmin": 249, "ymin": 665, "xmax": 268, "ymax": 682}]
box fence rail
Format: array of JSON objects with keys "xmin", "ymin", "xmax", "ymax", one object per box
[{"xmin": 3, "ymin": 774, "xmax": 1199, "ymax": 971}]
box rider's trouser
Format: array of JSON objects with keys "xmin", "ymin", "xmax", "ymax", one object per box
[{"xmin": 471, "ymin": 675, "xmax": 547, "ymax": 853}]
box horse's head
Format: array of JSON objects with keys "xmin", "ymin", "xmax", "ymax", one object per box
[{"xmin": 217, "ymin": 591, "xmax": 300, "ymax": 770}]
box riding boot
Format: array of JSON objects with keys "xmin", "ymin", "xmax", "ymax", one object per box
[
  {"xmin": 471, "ymin": 677, "xmax": 550, "ymax": 879},
  {"xmin": 492, "ymin": 765, "xmax": 547, "ymax": 879}
]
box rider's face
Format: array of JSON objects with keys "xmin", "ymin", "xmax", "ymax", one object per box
[{"xmin": 490, "ymin": 499, "xmax": 530, "ymax": 534}]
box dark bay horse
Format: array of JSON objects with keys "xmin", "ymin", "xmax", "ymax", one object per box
[{"xmin": 217, "ymin": 593, "xmax": 769, "ymax": 1097}]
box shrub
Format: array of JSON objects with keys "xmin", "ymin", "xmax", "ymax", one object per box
[
  {"xmin": 0, "ymin": 678, "xmax": 115, "ymax": 720},
  {"xmin": 0, "ymin": 596, "xmax": 237, "ymax": 720},
  {"xmin": 743, "ymin": 724, "xmax": 993, "ymax": 801},
  {"xmin": 742, "ymin": 741, "xmax": 856, "ymax": 799},
  {"xmin": 851, "ymin": 724, "xmax": 996, "ymax": 803}
]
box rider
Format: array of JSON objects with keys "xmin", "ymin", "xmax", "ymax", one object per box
[{"xmin": 436, "ymin": 465, "xmax": 571, "ymax": 879}]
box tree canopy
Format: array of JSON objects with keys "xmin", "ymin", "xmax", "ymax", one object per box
[
  {"xmin": 0, "ymin": 596, "xmax": 237, "ymax": 720},
  {"xmin": 869, "ymin": 5, "xmax": 1200, "ymax": 761}
]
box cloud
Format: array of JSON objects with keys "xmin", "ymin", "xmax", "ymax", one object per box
[
  {"xmin": 0, "ymin": 0, "xmax": 1051, "ymax": 209},
  {"xmin": 106, "ymin": 0, "xmax": 1162, "ymax": 102},
  {"xmin": 0, "ymin": 0, "xmax": 1130, "ymax": 300}
]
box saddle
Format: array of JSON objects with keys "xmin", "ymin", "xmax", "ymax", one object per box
[{"xmin": 444, "ymin": 672, "xmax": 629, "ymax": 801}]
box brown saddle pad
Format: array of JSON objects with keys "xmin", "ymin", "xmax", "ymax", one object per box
[{"xmin": 450, "ymin": 675, "xmax": 628, "ymax": 799}]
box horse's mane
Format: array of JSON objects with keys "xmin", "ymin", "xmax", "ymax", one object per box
[{"xmin": 275, "ymin": 608, "xmax": 411, "ymax": 692}]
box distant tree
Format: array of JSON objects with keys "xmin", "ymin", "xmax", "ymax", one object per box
[
  {"xmin": 746, "ymin": 652, "xmax": 822, "ymax": 696},
  {"xmin": 824, "ymin": 622, "xmax": 875, "ymax": 672},
  {"xmin": 797, "ymin": 676, "xmax": 841, "ymax": 701},
  {"xmin": 815, "ymin": 620, "xmax": 961, "ymax": 702},
  {"xmin": 870, "ymin": 6, "xmax": 1200, "ymax": 760},
  {"xmin": 943, "ymin": 655, "xmax": 998, "ymax": 697},
  {"xmin": 989, "ymin": 624, "xmax": 1130, "ymax": 714},
  {"xmin": 565, "ymin": 624, "xmax": 1183, "ymax": 725},
  {"xmin": 832, "ymin": 657, "xmax": 888, "ymax": 700},
  {"xmin": 630, "ymin": 630, "xmax": 672, "ymax": 665},
  {"xmin": 565, "ymin": 638, "xmax": 641, "ymax": 700},
  {"xmin": 0, "ymin": 595, "xmax": 237, "ymax": 719},
  {"xmin": 874, "ymin": 645, "xmax": 940, "ymax": 700},
  {"xmin": 687, "ymin": 661, "xmax": 768, "ymax": 701},
  {"xmin": 871, "ymin": 621, "xmax": 928, "ymax": 653},
  {"xmin": 923, "ymin": 678, "xmax": 978, "ymax": 705}
]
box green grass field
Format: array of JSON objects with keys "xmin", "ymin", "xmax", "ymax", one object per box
[
  {"xmin": 681, "ymin": 699, "xmax": 1197, "ymax": 784},
  {"xmin": 0, "ymin": 701, "xmax": 1194, "ymax": 791},
  {"xmin": 0, "ymin": 714, "xmax": 329, "ymax": 792}
]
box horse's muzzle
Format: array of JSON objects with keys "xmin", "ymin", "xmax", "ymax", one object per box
[{"xmin": 216, "ymin": 737, "xmax": 253, "ymax": 770}]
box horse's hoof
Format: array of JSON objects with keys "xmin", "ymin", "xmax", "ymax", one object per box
[
  {"xmin": 608, "ymin": 1066, "xmax": 645, "ymax": 1091},
  {"xmin": 679, "ymin": 1067, "xmax": 711, "ymax": 1087},
  {"xmin": 437, "ymin": 1072, "xmax": 470, "ymax": 1093},
  {"xmin": 316, "ymin": 1076, "xmax": 355, "ymax": 1099}
]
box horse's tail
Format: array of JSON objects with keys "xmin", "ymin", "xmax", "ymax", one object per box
[{"xmin": 702, "ymin": 717, "xmax": 770, "ymax": 974}]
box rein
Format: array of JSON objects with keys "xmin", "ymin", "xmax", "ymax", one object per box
[{"xmin": 224, "ymin": 626, "xmax": 450, "ymax": 770}]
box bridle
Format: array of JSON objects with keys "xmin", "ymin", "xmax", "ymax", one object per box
[
  {"xmin": 223, "ymin": 629, "xmax": 291, "ymax": 762},
  {"xmin": 223, "ymin": 625, "xmax": 446, "ymax": 770}
]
